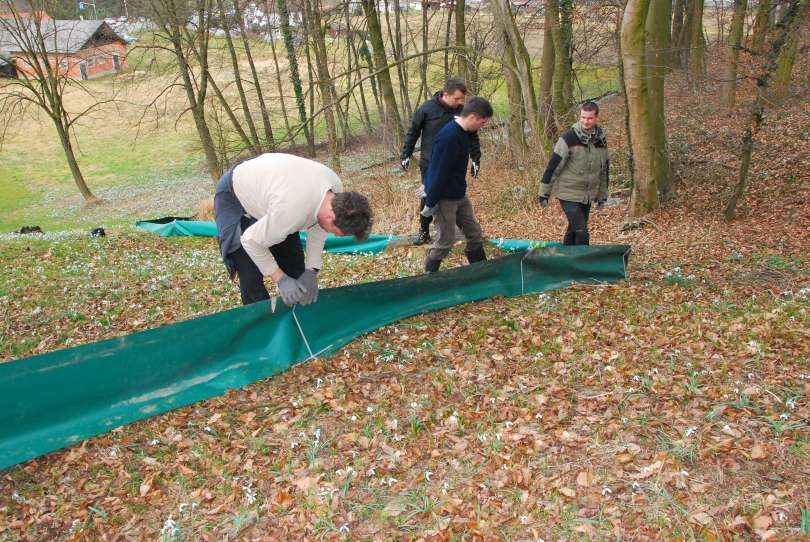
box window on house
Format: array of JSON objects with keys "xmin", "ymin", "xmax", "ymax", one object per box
[
  {"xmin": 87, "ymin": 56, "xmax": 96, "ymax": 67},
  {"xmin": 97, "ymin": 55, "xmax": 105, "ymax": 65},
  {"xmin": 58, "ymin": 59, "xmax": 68, "ymax": 70}
]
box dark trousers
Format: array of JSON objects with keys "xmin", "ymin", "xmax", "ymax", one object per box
[
  {"xmin": 560, "ymin": 200, "xmax": 591, "ymax": 245},
  {"xmin": 230, "ymin": 216, "xmax": 305, "ymax": 305},
  {"xmin": 417, "ymin": 164, "xmax": 432, "ymax": 233}
]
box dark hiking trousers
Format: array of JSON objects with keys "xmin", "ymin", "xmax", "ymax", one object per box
[
  {"xmin": 560, "ymin": 200, "xmax": 591, "ymax": 246},
  {"xmin": 214, "ymin": 169, "xmax": 305, "ymax": 305}
]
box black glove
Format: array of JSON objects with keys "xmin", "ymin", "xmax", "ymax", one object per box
[
  {"xmin": 538, "ymin": 196, "xmax": 549, "ymax": 208},
  {"xmin": 470, "ymin": 161, "xmax": 480, "ymax": 178},
  {"xmin": 596, "ymin": 200, "xmax": 606, "ymax": 211},
  {"xmin": 299, "ymin": 269, "xmax": 319, "ymax": 305},
  {"xmin": 401, "ymin": 157, "xmax": 410, "ymax": 171},
  {"xmin": 278, "ymin": 275, "xmax": 307, "ymax": 306}
]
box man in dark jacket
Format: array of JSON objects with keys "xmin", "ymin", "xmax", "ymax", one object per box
[
  {"xmin": 538, "ymin": 101, "xmax": 609, "ymax": 246},
  {"xmin": 421, "ymin": 97, "xmax": 493, "ymax": 273},
  {"xmin": 401, "ymin": 78, "xmax": 482, "ymax": 245}
]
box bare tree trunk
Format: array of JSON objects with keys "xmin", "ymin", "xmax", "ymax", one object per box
[
  {"xmin": 345, "ymin": 3, "xmax": 373, "ymax": 132},
  {"xmin": 302, "ymin": 9, "xmax": 318, "ymax": 151},
  {"xmin": 538, "ymin": 9, "xmax": 555, "ymax": 139},
  {"xmin": 646, "ymin": 0, "xmax": 672, "ymax": 197},
  {"xmin": 670, "ymin": 0, "xmax": 686, "ymax": 68},
  {"xmin": 751, "ymin": 0, "xmax": 772, "ymax": 51},
  {"xmin": 54, "ymin": 117, "xmax": 99, "ymax": 202},
  {"xmin": 455, "ymin": 0, "xmax": 468, "ymax": 83},
  {"xmin": 559, "ymin": 0, "xmax": 574, "ymax": 116},
  {"xmin": 383, "ymin": 0, "xmax": 413, "ymax": 118},
  {"xmin": 546, "ymin": 0, "xmax": 574, "ymax": 130},
  {"xmin": 444, "ymin": 1, "xmax": 453, "ymax": 75},
  {"xmin": 622, "ymin": 0, "xmax": 658, "ymax": 219},
  {"xmin": 361, "ymin": 0, "xmax": 403, "ymax": 147},
  {"xmin": 490, "ymin": 0, "xmax": 549, "ymax": 151},
  {"xmin": 236, "ymin": 0, "xmax": 276, "ymax": 149},
  {"xmin": 720, "ymin": 0, "xmax": 747, "ymax": 111},
  {"xmin": 277, "ymin": 0, "xmax": 315, "ymax": 155},
  {"xmin": 155, "ymin": 0, "xmax": 222, "ymax": 181},
  {"xmin": 501, "ymin": 29, "xmax": 529, "ymax": 159},
  {"xmin": 266, "ymin": 0, "xmax": 292, "ymax": 137},
  {"xmin": 687, "ymin": 0, "xmax": 706, "ymax": 89},
  {"xmin": 616, "ymin": 2, "xmax": 634, "ymax": 187},
  {"xmin": 725, "ymin": 0, "xmax": 803, "ymax": 219},
  {"xmin": 769, "ymin": 0, "xmax": 806, "ymax": 102},
  {"xmin": 304, "ymin": 0, "xmax": 340, "ymax": 170},
  {"xmin": 420, "ymin": 0, "xmax": 430, "ymax": 98},
  {"xmin": 217, "ymin": 0, "xmax": 262, "ymax": 154}
]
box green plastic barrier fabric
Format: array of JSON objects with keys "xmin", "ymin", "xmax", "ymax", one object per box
[
  {"xmin": 135, "ymin": 219, "xmax": 399, "ymax": 255},
  {"xmin": 134, "ymin": 219, "xmax": 558, "ymax": 253},
  {"xmin": 0, "ymin": 245, "xmax": 629, "ymax": 470}
]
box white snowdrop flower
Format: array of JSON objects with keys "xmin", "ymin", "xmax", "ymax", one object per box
[
  {"xmin": 735, "ymin": 388, "xmax": 740, "ymax": 394},
  {"xmin": 68, "ymin": 518, "xmax": 81, "ymax": 534},
  {"xmin": 633, "ymin": 375, "xmax": 641, "ymax": 382},
  {"xmin": 179, "ymin": 502, "xmax": 188, "ymax": 512},
  {"xmin": 786, "ymin": 397, "xmax": 797, "ymax": 410},
  {"xmin": 747, "ymin": 373, "xmax": 754, "ymax": 380},
  {"xmin": 651, "ymin": 368, "xmax": 659, "ymax": 374},
  {"xmin": 350, "ymin": 415, "xmax": 357, "ymax": 421},
  {"xmin": 316, "ymin": 378, "xmax": 323, "ymax": 388},
  {"xmin": 290, "ymin": 441, "xmax": 299, "ymax": 449},
  {"xmin": 160, "ymin": 516, "xmax": 179, "ymax": 536},
  {"xmin": 780, "ymin": 413, "xmax": 789, "ymax": 420},
  {"xmin": 410, "ymin": 402, "xmax": 419, "ymax": 409},
  {"xmin": 425, "ymin": 471, "xmax": 433, "ymax": 481},
  {"xmin": 149, "ymin": 439, "xmax": 160, "ymax": 446},
  {"xmin": 632, "ymin": 481, "xmax": 641, "ymax": 491},
  {"xmin": 602, "ymin": 486, "xmax": 612, "ymax": 496},
  {"xmin": 336, "ymin": 469, "xmax": 344, "ymax": 477},
  {"xmin": 339, "ymin": 524, "xmax": 350, "ymax": 534},
  {"xmin": 392, "ymin": 434, "xmax": 404, "ymax": 442},
  {"xmin": 680, "ymin": 470, "xmax": 689, "ymax": 477},
  {"xmin": 390, "ymin": 419, "xmax": 398, "ymax": 430},
  {"xmin": 777, "ymin": 511, "xmax": 786, "ymax": 522},
  {"xmin": 504, "ymin": 421, "xmax": 514, "ymax": 429},
  {"xmin": 11, "ymin": 492, "xmax": 25, "ymax": 504},
  {"xmin": 477, "ymin": 433, "xmax": 488, "ymax": 442},
  {"xmin": 735, "ymin": 380, "xmax": 742, "ymax": 385},
  {"xmin": 495, "ymin": 433, "xmax": 502, "ymax": 441},
  {"xmin": 313, "ymin": 428, "xmax": 321, "ymax": 442},
  {"xmin": 203, "ymin": 426, "xmax": 212, "ymax": 433},
  {"xmin": 442, "ymin": 482, "xmax": 450, "ymax": 495},
  {"xmin": 622, "ymin": 417, "xmax": 629, "ymax": 424},
  {"xmin": 535, "ymin": 413, "xmax": 543, "ymax": 420},
  {"xmin": 32, "ymin": 306, "xmax": 42, "ymax": 315},
  {"xmin": 626, "ymin": 387, "xmax": 635, "ymax": 393},
  {"xmin": 366, "ymin": 406, "xmax": 374, "ymax": 413},
  {"xmin": 685, "ymin": 426, "xmax": 697, "ymax": 438},
  {"xmin": 367, "ymin": 467, "xmax": 376, "ymax": 476}
]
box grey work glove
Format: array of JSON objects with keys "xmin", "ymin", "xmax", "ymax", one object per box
[
  {"xmin": 596, "ymin": 199, "xmax": 606, "ymax": 211},
  {"xmin": 277, "ymin": 274, "xmax": 307, "ymax": 307},
  {"xmin": 298, "ymin": 269, "xmax": 319, "ymax": 305},
  {"xmin": 420, "ymin": 204, "xmax": 438, "ymax": 218},
  {"xmin": 401, "ymin": 156, "xmax": 410, "ymax": 171},
  {"xmin": 470, "ymin": 161, "xmax": 480, "ymax": 178},
  {"xmin": 538, "ymin": 196, "xmax": 549, "ymax": 208}
]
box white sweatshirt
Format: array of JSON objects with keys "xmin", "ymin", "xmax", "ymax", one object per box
[{"xmin": 232, "ymin": 153, "xmax": 343, "ymax": 276}]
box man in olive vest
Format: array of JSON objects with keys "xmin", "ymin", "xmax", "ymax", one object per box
[{"xmin": 538, "ymin": 101, "xmax": 609, "ymax": 245}]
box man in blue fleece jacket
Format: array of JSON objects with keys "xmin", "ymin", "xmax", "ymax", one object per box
[{"xmin": 421, "ymin": 97, "xmax": 493, "ymax": 273}]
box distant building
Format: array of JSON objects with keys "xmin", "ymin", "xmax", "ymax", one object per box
[{"xmin": 0, "ymin": 20, "xmax": 128, "ymax": 80}]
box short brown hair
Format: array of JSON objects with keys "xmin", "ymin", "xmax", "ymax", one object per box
[
  {"xmin": 332, "ymin": 191, "xmax": 373, "ymax": 241},
  {"xmin": 443, "ymin": 78, "xmax": 467, "ymax": 95},
  {"xmin": 460, "ymin": 96, "xmax": 493, "ymax": 118}
]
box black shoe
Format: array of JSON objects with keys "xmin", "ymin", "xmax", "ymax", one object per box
[
  {"xmin": 414, "ymin": 230, "xmax": 432, "ymax": 246},
  {"xmin": 465, "ymin": 247, "xmax": 487, "ymax": 264},
  {"xmin": 424, "ymin": 257, "xmax": 442, "ymax": 273}
]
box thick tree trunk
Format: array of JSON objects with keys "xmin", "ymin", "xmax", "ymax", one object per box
[
  {"xmin": 361, "ymin": 0, "xmax": 403, "ymax": 147},
  {"xmin": 277, "ymin": 0, "xmax": 315, "ymax": 155},
  {"xmin": 622, "ymin": 0, "xmax": 658, "ymax": 219},
  {"xmin": 455, "ymin": 0, "xmax": 468, "ymax": 83},
  {"xmin": 769, "ymin": 0, "xmax": 806, "ymax": 102},
  {"xmin": 687, "ymin": 0, "xmax": 706, "ymax": 89},
  {"xmin": 720, "ymin": 0, "xmax": 747, "ymax": 111},
  {"xmin": 751, "ymin": 0, "xmax": 772, "ymax": 51},
  {"xmin": 546, "ymin": 0, "xmax": 574, "ymax": 130},
  {"xmin": 646, "ymin": 0, "xmax": 672, "ymax": 197}
]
